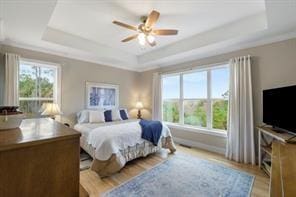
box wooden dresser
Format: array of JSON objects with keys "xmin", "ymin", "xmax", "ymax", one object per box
[{"xmin": 0, "ymin": 118, "xmax": 81, "ymax": 197}]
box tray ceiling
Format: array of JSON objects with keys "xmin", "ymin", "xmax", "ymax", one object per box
[{"xmin": 0, "ymin": 0, "xmax": 296, "ymax": 71}]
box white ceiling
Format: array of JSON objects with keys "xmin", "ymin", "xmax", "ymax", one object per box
[
  {"xmin": 48, "ymin": 0, "xmax": 265, "ymax": 55},
  {"xmin": 0, "ymin": 0, "xmax": 296, "ymax": 71}
]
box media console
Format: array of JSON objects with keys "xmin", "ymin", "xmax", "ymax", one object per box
[{"xmin": 257, "ymin": 125, "xmax": 296, "ymax": 196}]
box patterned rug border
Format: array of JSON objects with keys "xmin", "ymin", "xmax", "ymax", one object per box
[
  {"xmin": 101, "ymin": 156, "xmax": 169, "ymax": 197},
  {"xmin": 102, "ymin": 152, "xmax": 255, "ymax": 197}
]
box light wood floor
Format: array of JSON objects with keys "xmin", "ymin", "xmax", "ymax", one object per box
[{"xmin": 80, "ymin": 145, "xmax": 269, "ymax": 197}]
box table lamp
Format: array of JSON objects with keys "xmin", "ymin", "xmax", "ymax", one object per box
[
  {"xmin": 41, "ymin": 103, "xmax": 62, "ymax": 120},
  {"xmin": 136, "ymin": 101, "xmax": 144, "ymax": 119}
]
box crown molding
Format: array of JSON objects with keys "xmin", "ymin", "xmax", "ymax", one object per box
[
  {"xmin": 0, "ymin": 39, "xmax": 141, "ymax": 72},
  {"xmin": 1, "ymin": 30, "xmax": 296, "ymax": 73},
  {"xmin": 136, "ymin": 29, "xmax": 296, "ymax": 72}
]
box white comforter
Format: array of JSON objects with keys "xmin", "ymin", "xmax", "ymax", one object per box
[{"xmin": 76, "ymin": 119, "xmax": 172, "ymax": 161}]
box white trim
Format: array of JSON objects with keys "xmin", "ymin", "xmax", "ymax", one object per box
[
  {"xmin": 137, "ymin": 31, "xmax": 296, "ymax": 72},
  {"xmin": 21, "ymin": 57, "xmax": 61, "ymax": 68},
  {"xmin": 161, "ymin": 62, "xmax": 229, "ymax": 77},
  {"xmin": 56, "ymin": 65, "xmax": 62, "ymax": 109},
  {"xmin": 173, "ymin": 137, "xmax": 226, "ymax": 155},
  {"xmin": 1, "ymin": 30, "xmax": 296, "ymax": 72},
  {"xmin": 179, "ymin": 74, "xmax": 184, "ymax": 124},
  {"xmin": 167, "ymin": 122, "xmax": 227, "ymax": 138},
  {"xmin": 207, "ymin": 70, "xmax": 212, "ymax": 129},
  {"xmin": 19, "ymin": 97, "xmax": 54, "ymax": 101},
  {"xmin": 1, "ymin": 39, "xmax": 140, "ymax": 72}
]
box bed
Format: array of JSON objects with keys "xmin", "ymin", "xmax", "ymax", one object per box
[{"xmin": 74, "ymin": 119, "xmax": 176, "ymax": 177}]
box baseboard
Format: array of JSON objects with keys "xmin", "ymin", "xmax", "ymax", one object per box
[{"xmin": 173, "ymin": 137, "xmax": 226, "ymax": 155}]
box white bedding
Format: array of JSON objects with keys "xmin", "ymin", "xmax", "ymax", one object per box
[{"xmin": 74, "ymin": 119, "xmax": 172, "ymax": 161}]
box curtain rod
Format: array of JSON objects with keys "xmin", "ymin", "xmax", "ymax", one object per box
[
  {"xmin": 158, "ymin": 60, "xmax": 229, "ymax": 76},
  {"xmin": 158, "ymin": 55, "xmax": 251, "ymax": 76}
]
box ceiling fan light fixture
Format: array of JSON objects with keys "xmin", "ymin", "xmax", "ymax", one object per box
[
  {"xmin": 113, "ymin": 10, "xmax": 178, "ymax": 47},
  {"xmin": 138, "ymin": 33, "xmax": 146, "ymax": 46},
  {"xmin": 147, "ymin": 35, "xmax": 155, "ymax": 44}
]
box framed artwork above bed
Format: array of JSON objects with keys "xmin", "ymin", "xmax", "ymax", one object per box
[{"xmin": 86, "ymin": 82, "xmax": 119, "ymax": 109}]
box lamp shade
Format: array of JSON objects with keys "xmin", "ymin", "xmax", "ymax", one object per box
[
  {"xmin": 41, "ymin": 103, "xmax": 62, "ymax": 116},
  {"xmin": 135, "ymin": 101, "xmax": 144, "ymax": 109},
  {"xmin": 39, "ymin": 103, "xmax": 50, "ymax": 113}
]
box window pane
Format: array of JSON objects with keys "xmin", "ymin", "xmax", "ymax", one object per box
[
  {"xmin": 163, "ymin": 100, "xmax": 179, "ymax": 123},
  {"xmin": 40, "ymin": 67, "xmax": 55, "ymax": 98},
  {"xmin": 212, "ymin": 67, "xmax": 229, "ymax": 99},
  {"xmin": 184, "ymin": 100, "xmax": 207, "ymax": 127},
  {"xmin": 212, "ymin": 100, "xmax": 228, "ymax": 130},
  {"xmin": 19, "ymin": 64, "xmax": 37, "ymax": 98},
  {"xmin": 183, "ymin": 71, "xmax": 207, "ymax": 99},
  {"xmin": 162, "ymin": 75, "xmax": 180, "ymax": 99},
  {"xmin": 19, "ymin": 61, "xmax": 57, "ymax": 115},
  {"xmin": 19, "ymin": 100, "xmax": 53, "ymax": 117}
]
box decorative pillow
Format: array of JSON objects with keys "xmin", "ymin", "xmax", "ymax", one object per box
[
  {"xmin": 112, "ymin": 109, "xmax": 122, "ymax": 121},
  {"xmin": 77, "ymin": 110, "xmax": 90, "ymax": 123},
  {"xmin": 89, "ymin": 111, "xmax": 105, "ymax": 123},
  {"xmin": 104, "ymin": 110, "xmax": 112, "ymax": 122},
  {"xmin": 120, "ymin": 109, "xmax": 129, "ymax": 120}
]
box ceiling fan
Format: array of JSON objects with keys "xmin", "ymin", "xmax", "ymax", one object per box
[{"xmin": 113, "ymin": 10, "xmax": 178, "ymax": 47}]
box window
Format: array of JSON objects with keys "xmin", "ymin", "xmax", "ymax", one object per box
[
  {"xmin": 162, "ymin": 75, "xmax": 180, "ymax": 123},
  {"xmin": 18, "ymin": 59, "xmax": 61, "ymax": 116},
  {"xmin": 162, "ymin": 64, "xmax": 229, "ymax": 132}
]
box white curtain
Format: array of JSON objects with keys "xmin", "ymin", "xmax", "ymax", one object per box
[
  {"xmin": 4, "ymin": 53, "xmax": 20, "ymax": 106},
  {"xmin": 152, "ymin": 72, "xmax": 162, "ymax": 120},
  {"xmin": 226, "ymin": 55, "xmax": 255, "ymax": 165}
]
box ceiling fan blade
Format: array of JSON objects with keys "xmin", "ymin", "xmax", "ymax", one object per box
[
  {"xmin": 121, "ymin": 34, "xmax": 138, "ymax": 42},
  {"xmin": 152, "ymin": 29, "xmax": 178, "ymax": 35},
  {"xmin": 145, "ymin": 10, "xmax": 160, "ymax": 29},
  {"xmin": 113, "ymin": 21, "xmax": 138, "ymax": 31}
]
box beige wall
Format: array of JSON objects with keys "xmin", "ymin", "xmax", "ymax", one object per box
[
  {"xmin": 0, "ymin": 54, "xmax": 4, "ymax": 104},
  {"xmin": 0, "ymin": 45, "xmax": 140, "ymax": 126},
  {"xmin": 139, "ymin": 38, "xmax": 296, "ymax": 152},
  {"xmin": 1, "ymin": 38, "xmax": 296, "ymax": 153}
]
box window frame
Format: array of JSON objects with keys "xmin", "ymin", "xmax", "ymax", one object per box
[
  {"xmin": 161, "ymin": 63, "xmax": 229, "ymax": 135},
  {"xmin": 18, "ymin": 58, "xmax": 62, "ymax": 114}
]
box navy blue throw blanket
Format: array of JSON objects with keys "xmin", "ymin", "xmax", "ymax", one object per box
[{"xmin": 139, "ymin": 119, "xmax": 163, "ymax": 146}]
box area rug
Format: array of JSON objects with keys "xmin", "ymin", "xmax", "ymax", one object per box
[{"xmin": 103, "ymin": 153, "xmax": 254, "ymax": 197}]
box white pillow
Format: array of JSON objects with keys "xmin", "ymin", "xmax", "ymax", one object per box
[
  {"xmin": 89, "ymin": 111, "xmax": 105, "ymax": 123},
  {"xmin": 77, "ymin": 110, "xmax": 90, "ymax": 123},
  {"xmin": 112, "ymin": 109, "xmax": 122, "ymax": 121}
]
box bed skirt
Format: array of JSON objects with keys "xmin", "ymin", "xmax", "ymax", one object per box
[{"xmin": 80, "ymin": 136, "xmax": 176, "ymax": 177}]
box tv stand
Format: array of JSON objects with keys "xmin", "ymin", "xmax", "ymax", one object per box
[
  {"xmin": 258, "ymin": 125, "xmax": 296, "ymax": 175},
  {"xmin": 271, "ymin": 126, "xmax": 287, "ymax": 134},
  {"xmin": 257, "ymin": 125, "xmax": 296, "ymax": 196}
]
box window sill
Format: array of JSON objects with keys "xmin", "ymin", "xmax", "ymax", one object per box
[{"xmin": 164, "ymin": 122, "xmax": 228, "ymax": 138}]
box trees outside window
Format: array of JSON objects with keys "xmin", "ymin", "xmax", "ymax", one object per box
[
  {"xmin": 162, "ymin": 65, "xmax": 229, "ymax": 132},
  {"xmin": 19, "ymin": 60, "xmax": 60, "ymax": 116}
]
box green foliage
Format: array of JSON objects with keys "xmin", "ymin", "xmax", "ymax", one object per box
[
  {"xmin": 163, "ymin": 101, "xmax": 179, "ymax": 123},
  {"xmin": 19, "ymin": 74, "xmax": 53, "ymax": 98},
  {"xmin": 19, "ymin": 68, "xmax": 54, "ymax": 114},
  {"xmin": 184, "ymin": 100, "xmax": 207, "ymax": 127},
  {"xmin": 163, "ymin": 99, "xmax": 228, "ymax": 131},
  {"xmin": 212, "ymin": 100, "xmax": 228, "ymax": 130},
  {"xmin": 19, "ymin": 74, "xmax": 36, "ymax": 97}
]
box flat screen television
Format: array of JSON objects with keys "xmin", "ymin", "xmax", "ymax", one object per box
[{"xmin": 263, "ymin": 85, "xmax": 296, "ymax": 134}]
